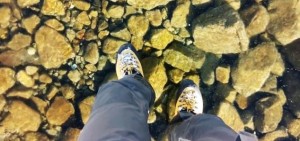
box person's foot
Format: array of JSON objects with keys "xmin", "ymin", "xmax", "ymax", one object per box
[
  {"xmin": 175, "ymin": 79, "xmax": 203, "ymax": 114},
  {"xmin": 116, "ymin": 43, "xmax": 144, "ymax": 79}
]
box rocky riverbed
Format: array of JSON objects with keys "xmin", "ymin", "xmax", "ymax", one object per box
[{"xmin": 0, "ymin": 0, "xmax": 300, "ymax": 140}]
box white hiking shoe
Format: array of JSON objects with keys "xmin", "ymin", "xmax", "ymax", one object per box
[
  {"xmin": 175, "ymin": 79, "xmax": 203, "ymax": 114},
  {"xmin": 116, "ymin": 43, "xmax": 144, "ymax": 79}
]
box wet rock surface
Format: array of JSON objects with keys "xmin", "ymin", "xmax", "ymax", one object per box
[
  {"xmin": 0, "ymin": 0, "xmax": 300, "ymax": 140},
  {"xmin": 46, "ymin": 97, "xmax": 74, "ymax": 125},
  {"xmin": 192, "ymin": 5, "xmax": 249, "ymax": 54},
  {"xmin": 0, "ymin": 101, "xmax": 41, "ymax": 134},
  {"xmin": 35, "ymin": 26, "xmax": 74, "ymax": 69},
  {"xmin": 0, "ymin": 68, "xmax": 15, "ymax": 95},
  {"xmin": 232, "ymin": 42, "xmax": 278, "ymax": 98},
  {"xmin": 267, "ymin": 0, "xmax": 300, "ymax": 45}
]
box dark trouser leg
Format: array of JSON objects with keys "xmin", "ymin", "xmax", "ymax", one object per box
[
  {"xmin": 78, "ymin": 75, "xmax": 155, "ymax": 141},
  {"xmin": 169, "ymin": 113, "xmax": 239, "ymax": 141}
]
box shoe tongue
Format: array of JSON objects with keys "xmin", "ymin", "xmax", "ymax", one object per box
[{"xmin": 124, "ymin": 66, "xmax": 139, "ymax": 75}]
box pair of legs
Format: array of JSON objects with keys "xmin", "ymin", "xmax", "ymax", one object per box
[{"xmin": 78, "ymin": 44, "xmax": 257, "ymax": 141}]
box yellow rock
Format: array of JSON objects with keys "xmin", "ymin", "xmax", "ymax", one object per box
[
  {"xmin": 0, "ymin": 101, "xmax": 41, "ymax": 133},
  {"xmin": 0, "ymin": 68, "xmax": 15, "ymax": 95},
  {"xmin": 46, "ymin": 97, "xmax": 74, "ymax": 125}
]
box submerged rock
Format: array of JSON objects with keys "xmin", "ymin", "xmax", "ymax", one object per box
[
  {"xmin": 259, "ymin": 129, "xmax": 289, "ymax": 141},
  {"xmin": 232, "ymin": 42, "xmax": 278, "ymax": 98},
  {"xmin": 142, "ymin": 57, "xmax": 167, "ymax": 101},
  {"xmin": 79, "ymin": 96, "xmax": 95, "ymax": 124},
  {"xmin": 191, "ymin": 0, "xmax": 211, "ymax": 6},
  {"xmin": 285, "ymin": 118, "xmax": 300, "ymax": 138},
  {"xmin": 254, "ymin": 96, "xmax": 283, "ymax": 133},
  {"xmin": 0, "ymin": 95, "xmax": 6, "ymax": 112},
  {"xmin": 163, "ymin": 42, "xmax": 205, "ymax": 72},
  {"xmin": 46, "ymin": 97, "xmax": 74, "ymax": 125},
  {"xmin": 240, "ymin": 4, "xmax": 270, "ymax": 37},
  {"xmin": 215, "ymin": 84, "xmax": 237, "ymax": 103},
  {"xmin": 131, "ymin": 36, "xmax": 144, "ymax": 50},
  {"xmin": 45, "ymin": 19, "xmax": 64, "ymax": 31},
  {"xmin": 73, "ymin": 0, "xmax": 90, "ymax": 11},
  {"xmin": 163, "ymin": 46, "xmax": 193, "ymax": 72},
  {"xmin": 0, "ymin": 101, "xmax": 41, "ymax": 133},
  {"xmin": 200, "ymin": 53, "xmax": 221, "ymax": 86},
  {"xmin": 7, "ymin": 33, "xmax": 31, "ymax": 51},
  {"xmin": 284, "ymin": 39, "xmax": 300, "ymax": 70},
  {"xmin": 7, "ymin": 88, "xmax": 34, "ymax": 99},
  {"xmin": 145, "ymin": 9, "xmax": 163, "ymax": 27},
  {"xmin": 76, "ymin": 11, "xmax": 91, "ymax": 25},
  {"xmin": 128, "ymin": 15, "xmax": 149, "ymax": 38},
  {"xmin": 171, "ymin": 0, "xmax": 191, "ymax": 28},
  {"xmin": 0, "ymin": 6, "xmax": 11, "ymax": 28},
  {"xmin": 150, "ymin": 29, "xmax": 174, "ymax": 50},
  {"xmin": 84, "ymin": 42, "xmax": 99, "ymax": 65},
  {"xmin": 16, "ymin": 70, "xmax": 35, "ymax": 88},
  {"xmin": 35, "ymin": 26, "xmax": 74, "ymax": 69},
  {"xmin": 41, "ymin": 0, "xmax": 65, "ymax": 16},
  {"xmin": 68, "ymin": 70, "xmax": 81, "ymax": 83},
  {"xmin": 22, "ymin": 15, "xmax": 40, "ymax": 34},
  {"xmin": 107, "ymin": 5, "xmax": 124, "ymax": 18},
  {"xmin": 31, "ymin": 96, "xmax": 48, "ymax": 114},
  {"xmin": 60, "ymin": 85, "xmax": 75, "ymax": 100},
  {"xmin": 216, "ymin": 65, "xmax": 230, "ymax": 84},
  {"xmin": 193, "ymin": 5, "xmax": 249, "ymax": 54},
  {"xmin": 110, "ymin": 27, "xmax": 131, "ymax": 41},
  {"xmin": 283, "ymin": 70, "xmax": 300, "ymax": 118},
  {"xmin": 102, "ymin": 37, "xmax": 126, "ymax": 55},
  {"xmin": 0, "ymin": 49, "xmax": 39, "ymax": 67},
  {"xmin": 64, "ymin": 128, "xmax": 81, "ymax": 141},
  {"xmin": 267, "ymin": 0, "xmax": 300, "ymax": 45},
  {"xmin": 24, "ymin": 132, "xmax": 49, "ymax": 141},
  {"xmin": 127, "ymin": 0, "xmax": 172, "ymax": 10},
  {"xmin": 17, "ymin": 0, "xmax": 39, "ymax": 8},
  {"xmin": 271, "ymin": 51, "xmax": 285, "ymax": 76},
  {"xmin": 0, "ymin": 68, "xmax": 15, "ymax": 95},
  {"xmin": 214, "ymin": 101, "xmax": 244, "ymax": 132},
  {"xmin": 215, "ymin": 0, "xmax": 240, "ymax": 10},
  {"xmin": 167, "ymin": 69, "xmax": 185, "ymax": 84},
  {"xmin": 184, "ymin": 74, "xmax": 200, "ymax": 86},
  {"xmin": 39, "ymin": 73, "xmax": 52, "ymax": 84},
  {"xmin": 25, "ymin": 66, "xmax": 39, "ymax": 75}
]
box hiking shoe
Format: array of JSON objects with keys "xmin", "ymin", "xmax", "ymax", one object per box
[
  {"xmin": 175, "ymin": 79, "xmax": 203, "ymax": 114},
  {"xmin": 116, "ymin": 43, "xmax": 144, "ymax": 79}
]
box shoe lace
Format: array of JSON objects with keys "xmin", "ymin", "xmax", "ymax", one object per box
[
  {"xmin": 120, "ymin": 52, "xmax": 140, "ymax": 75},
  {"xmin": 178, "ymin": 89, "xmax": 198, "ymax": 114}
]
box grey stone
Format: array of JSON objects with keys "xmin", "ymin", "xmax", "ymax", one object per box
[
  {"xmin": 127, "ymin": 0, "xmax": 173, "ymax": 10},
  {"xmin": 164, "ymin": 42, "xmax": 206, "ymax": 72},
  {"xmin": 254, "ymin": 96, "xmax": 283, "ymax": 133},
  {"xmin": 240, "ymin": 4, "xmax": 270, "ymax": 37},
  {"xmin": 142, "ymin": 57, "xmax": 167, "ymax": 101},
  {"xmin": 150, "ymin": 29, "xmax": 174, "ymax": 50},
  {"xmin": 127, "ymin": 15, "xmax": 149, "ymax": 38},
  {"xmin": 214, "ymin": 101, "xmax": 244, "ymax": 132},
  {"xmin": 35, "ymin": 26, "xmax": 74, "ymax": 69},
  {"xmin": 84, "ymin": 42, "xmax": 99, "ymax": 65},
  {"xmin": 232, "ymin": 42, "xmax": 278, "ymax": 98},
  {"xmin": 192, "ymin": 5, "xmax": 249, "ymax": 54},
  {"xmin": 200, "ymin": 53, "xmax": 221, "ymax": 85},
  {"xmin": 171, "ymin": 0, "xmax": 191, "ymax": 28},
  {"xmin": 267, "ymin": 0, "xmax": 300, "ymax": 45}
]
